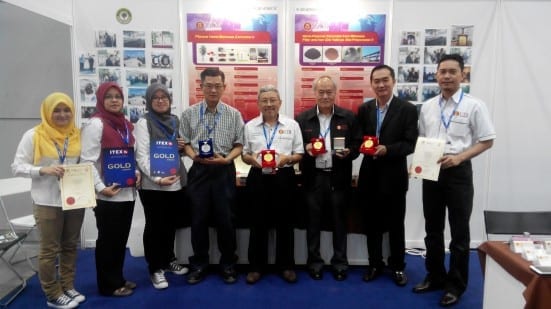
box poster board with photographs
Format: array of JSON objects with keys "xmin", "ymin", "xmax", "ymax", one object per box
[{"xmin": 72, "ymin": 1, "xmax": 181, "ymax": 128}]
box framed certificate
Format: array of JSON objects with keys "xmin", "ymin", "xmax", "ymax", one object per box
[
  {"xmin": 60, "ymin": 163, "xmax": 96, "ymax": 210},
  {"xmin": 410, "ymin": 137, "xmax": 446, "ymax": 181}
]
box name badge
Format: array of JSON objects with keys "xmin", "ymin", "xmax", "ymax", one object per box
[
  {"xmin": 102, "ymin": 147, "xmax": 136, "ymax": 187},
  {"xmin": 198, "ymin": 138, "xmax": 214, "ymax": 158},
  {"xmin": 150, "ymin": 139, "xmax": 180, "ymax": 177}
]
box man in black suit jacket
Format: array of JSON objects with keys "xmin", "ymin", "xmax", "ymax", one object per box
[
  {"xmin": 357, "ymin": 65, "xmax": 418, "ymax": 287},
  {"xmin": 296, "ymin": 75, "xmax": 362, "ymax": 281}
]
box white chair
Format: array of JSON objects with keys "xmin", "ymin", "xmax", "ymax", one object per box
[{"xmin": 0, "ymin": 177, "xmax": 33, "ymax": 307}]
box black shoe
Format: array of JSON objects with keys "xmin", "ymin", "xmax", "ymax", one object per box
[
  {"xmin": 222, "ymin": 267, "xmax": 238, "ymax": 284},
  {"xmin": 282, "ymin": 270, "xmax": 297, "ymax": 283},
  {"xmin": 332, "ymin": 269, "xmax": 347, "ymax": 281},
  {"xmin": 391, "ymin": 270, "xmax": 408, "ymax": 286},
  {"xmin": 187, "ymin": 269, "xmax": 204, "ymax": 285},
  {"xmin": 412, "ymin": 278, "xmax": 444, "ymax": 293},
  {"xmin": 246, "ymin": 272, "xmax": 261, "ymax": 284},
  {"xmin": 439, "ymin": 292, "xmax": 459, "ymax": 307},
  {"xmin": 308, "ymin": 268, "xmax": 323, "ymax": 280},
  {"xmin": 362, "ymin": 266, "xmax": 382, "ymax": 282}
]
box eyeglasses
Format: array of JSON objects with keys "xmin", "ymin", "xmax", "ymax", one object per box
[
  {"xmin": 202, "ymin": 83, "xmax": 224, "ymax": 90},
  {"xmin": 105, "ymin": 94, "xmax": 123, "ymax": 100},
  {"xmin": 259, "ymin": 98, "xmax": 280, "ymax": 105},
  {"xmin": 152, "ymin": 96, "xmax": 169, "ymax": 102},
  {"xmin": 316, "ymin": 90, "xmax": 335, "ymax": 97}
]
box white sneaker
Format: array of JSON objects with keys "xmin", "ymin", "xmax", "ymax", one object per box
[
  {"xmin": 47, "ymin": 294, "xmax": 79, "ymax": 309},
  {"xmin": 151, "ymin": 270, "xmax": 169, "ymax": 289},
  {"xmin": 64, "ymin": 289, "xmax": 86, "ymax": 303},
  {"xmin": 166, "ymin": 261, "xmax": 189, "ymax": 275}
]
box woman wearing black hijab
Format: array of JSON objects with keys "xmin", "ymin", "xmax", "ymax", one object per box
[{"xmin": 135, "ymin": 83, "xmax": 188, "ymax": 289}]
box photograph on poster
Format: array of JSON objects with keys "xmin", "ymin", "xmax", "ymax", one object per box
[
  {"xmin": 151, "ymin": 51, "xmax": 173, "ymax": 69},
  {"xmin": 151, "ymin": 31, "xmax": 174, "ymax": 48},
  {"xmin": 81, "ymin": 106, "xmax": 96, "ymax": 119},
  {"xmin": 126, "ymin": 70, "xmax": 148, "ymax": 87},
  {"xmin": 342, "ymin": 46, "xmax": 362, "ymax": 63},
  {"xmin": 421, "ymin": 85, "xmax": 441, "ymax": 101},
  {"xmin": 423, "ymin": 66, "xmax": 437, "ymax": 83},
  {"xmin": 98, "ymin": 68, "xmax": 122, "ymax": 83},
  {"xmin": 399, "ymin": 47, "xmax": 421, "ymax": 64},
  {"xmin": 98, "ymin": 50, "xmax": 121, "ymax": 67},
  {"xmin": 303, "ymin": 46, "xmax": 322, "ymax": 62},
  {"xmin": 195, "ymin": 44, "xmax": 272, "ymax": 65},
  {"xmin": 425, "ymin": 29, "xmax": 447, "ymax": 46},
  {"xmin": 123, "ymin": 30, "xmax": 146, "ymax": 48},
  {"xmin": 398, "ymin": 66, "xmax": 420, "ymax": 83},
  {"xmin": 124, "ymin": 49, "xmax": 146, "ymax": 68},
  {"xmin": 79, "ymin": 52, "xmax": 96, "ymax": 74},
  {"xmin": 150, "ymin": 72, "xmax": 173, "ymax": 88},
  {"xmin": 95, "ymin": 31, "xmax": 117, "ymax": 48},
  {"xmin": 450, "ymin": 46, "xmax": 472, "ymax": 65},
  {"xmin": 129, "ymin": 106, "xmax": 146, "ymax": 123},
  {"xmin": 397, "ymin": 85, "xmax": 419, "ymax": 102},
  {"xmin": 79, "ymin": 79, "xmax": 97, "ymax": 103},
  {"xmin": 401, "ymin": 31, "xmax": 420, "ymax": 46},
  {"xmin": 451, "ymin": 25, "xmax": 473, "ymax": 46},
  {"xmin": 424, "ymin": 46, "xmax": 447, "ymax": 64},
  {"xmin": 362, "ymin": 46, "xmax": 381, "ymax": 63},
  {"xmin": 462, "ymin": 66, "xmax": 471, "ymax": 83},
  {"xmin": 323, "ymin": 46, "xmax": 341, "ymax": 63},
  {"xmin": 128, "ymin": 87, "xmax": 146, "ymax": 106}
]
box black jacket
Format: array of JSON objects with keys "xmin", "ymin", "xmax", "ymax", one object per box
[
  {"xmin": 357, "ymin": 96, "xmax": 419, "ymax": 193},
  {"xmin": 296, "ymin": 105, "xmax": 362, "ymax": 190}
]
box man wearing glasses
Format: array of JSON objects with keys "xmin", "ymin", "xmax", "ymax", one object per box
[
  {"xmin": 180, "ymin": 68, "xmax": 244, "ymax": 284},
  {"xmin": 296, "ymin": 75, "xmax": 362, "ymax": 281}
]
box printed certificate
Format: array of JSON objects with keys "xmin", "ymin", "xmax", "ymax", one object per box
[
  {"xmin": 60, "ymin": 163, "xmax": 96, "ymax": 210},
  {"xmin": 410, "ymin": 137, "xmax": 446, "ymax": 181}
]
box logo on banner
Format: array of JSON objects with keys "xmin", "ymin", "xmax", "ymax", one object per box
[{"xmin": 116, "ymin": 8, "xmax": 132, "ymax": 25}]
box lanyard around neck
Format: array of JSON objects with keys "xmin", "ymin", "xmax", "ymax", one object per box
[
  {"xmin": 53, "ymin": 137, "xmax": 69, "ymax": 164},
  {"xmin": 439, "ymin": 91, "xmax": 464, "ymax": 130},
  {"xmin": 319, "ymin": 116, "xmax": 331, "ymax": 139},
  {"xmin": 262, "ymin": 122, "xmax": 279, "ymax": 150},
  {"xmin": 376, "ymin": 102, "xmax": 387, "ymax": 138},
  {"xmin": 200, "ymin": 104, "xmax": 220, "ymax": 137}
]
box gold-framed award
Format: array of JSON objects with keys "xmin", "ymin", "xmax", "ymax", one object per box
[
  {"xmin": 310, "ymin": 137, "xmax": 327, "ymax": 155},
  {"xmin": 359, "ymin": 135, "xmax": 378, "ymax": 155}
]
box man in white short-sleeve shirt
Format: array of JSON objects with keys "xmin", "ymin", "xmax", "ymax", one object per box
[{"xmin": 413, "ymin": 54, "xmax": 496, "ymax": 307}]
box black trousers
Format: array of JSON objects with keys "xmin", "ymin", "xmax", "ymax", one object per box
[
  {"xmin": 364, "ymin": 191, "xmax": 406, "ymax": 270},
  {"xmin": 422, "ymin": 161, "xmax": 473, "ymax": 296},
  {"xmin": 139, "ymin": 189, "xmax": 184, "ymax": 274},
  {"xmin": 187, "ymin": 163, "xmax": 237, "ymax": 270},
  {"xmin": 247, "ymin": 167, "xmax": 295, "ymax": 272},
  {"xmin": 304, "ymin": 170, "xmax": 349, "ymax": 272},
  {"xmin": 94, "ymin": 199, "xmax": 134, "ymax": 295}
]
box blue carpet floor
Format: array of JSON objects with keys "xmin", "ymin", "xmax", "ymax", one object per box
[{"xmin": 8, "ymin": 249, "xmax": 483, "ymax": 308}]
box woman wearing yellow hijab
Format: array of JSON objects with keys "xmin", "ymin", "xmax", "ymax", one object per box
[{"xmin": 12, "ymin": 92, "xmax": 85, "ymax": 309}]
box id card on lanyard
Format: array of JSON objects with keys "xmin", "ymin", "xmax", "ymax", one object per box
[
  {"xmin": 102, "ymin": 147, "xmax": 136, "ymax": 187},
  {"xmin": 150, "ymin": 139, "xmax": 180, "ymax": 177}
]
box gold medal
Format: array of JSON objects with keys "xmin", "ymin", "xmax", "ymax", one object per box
[
  {"xmin": 263, "ymin": 153, "xmax": 273, "ymax": 162},
  {"xmin": 313, "ymin": 141, "xmax": 323, "ymax": 149}
]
